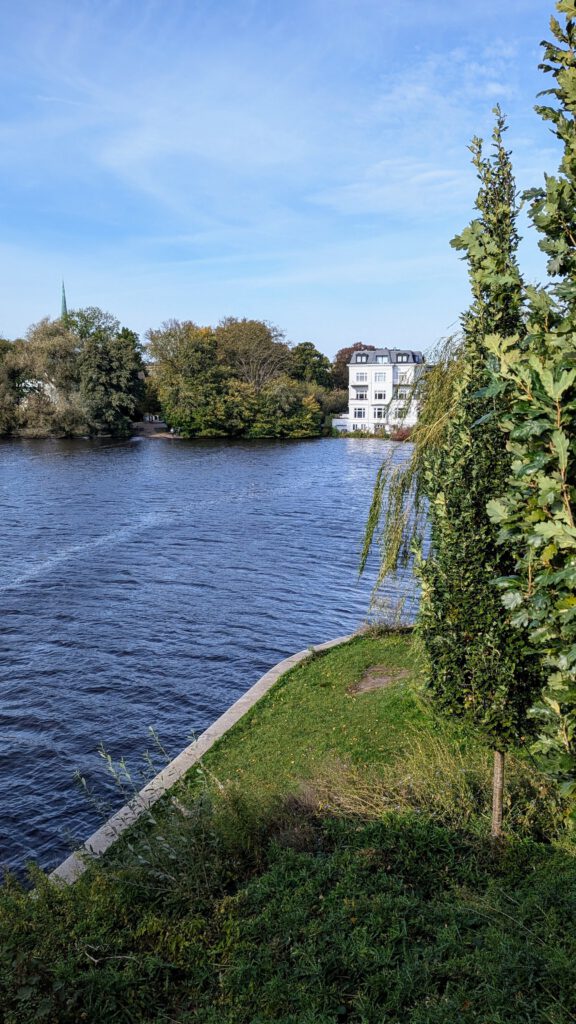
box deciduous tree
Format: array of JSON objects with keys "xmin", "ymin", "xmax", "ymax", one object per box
[
  {"xmin": 418, "ymin": 114, "xmax": 545, "ymax": 835},
  {"xmin": 76, "ymin": 315, "xmax": 144, "ymax": 437},
  {"xmin": 289, "ymin": 342, "xmax": 333, "ymax": 389},
  {"xmin": 215, "ymin": 318, "xmax": 290, "ymax": 391},
  {"xmin": 147, "ymin": 321, "xmax": 224, "ymax": 436},
  {"xmin": 487, "ymin": 3, "xmax": 576, "ymax": 799},
  {"xmin": 363, "ymin": 114, "xmax": 545, "ymax": 835},
  {"xmin": 0, "ymin": 339, "xmax": 22, "ymax": 434},
  {"xmin": 147, "ymin": 317, "xmax": 328, "ymax": 438}
]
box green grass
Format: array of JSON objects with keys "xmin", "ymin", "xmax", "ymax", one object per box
[
  {"xmin": 199, "ymin": 816, "xmax": 576, "ymax": 1024},
  {"xmin": 180, "ymin": 630, "xmax": 427, "ymax": 797},
  {"xmin": 1, "ymin": 631, "xmax": 575, "ymax": 1023},
  {"xmin": 172, "ymin": 630, "xmax": 560, "ymax": 838}
]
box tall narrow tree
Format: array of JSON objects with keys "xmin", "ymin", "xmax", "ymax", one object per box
[
  {"xmin": 363, "ymin": 113, "xmax": 545, "ymax": 835},
  {"xmin": 419, "ymin": 113, "xmax": 545, "ymax": 836},
  {"xmin": 487, "ymin": 2, "xmax": 576, "ymax": 799}
]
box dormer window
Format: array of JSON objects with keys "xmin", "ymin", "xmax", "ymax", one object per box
[
  {"xmin": 397, "ymin": 354, "xmax": 410, "ymax": 363},
  {"xmin": 375, "ymin": 354, "xmax": 388, "ymax": 364},
  {"xmin": 355, "ymin": 354, "xmax": 368, "ymax": 363}
]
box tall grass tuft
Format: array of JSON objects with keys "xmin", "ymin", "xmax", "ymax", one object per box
[{"xmin": 303, "ymin": 723, "xmax": 565, "ymax": 841}]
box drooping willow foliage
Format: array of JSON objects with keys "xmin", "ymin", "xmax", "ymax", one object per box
[{"xmin": 360, "ymin": 332, "xmax": 463, "ymax": 592}]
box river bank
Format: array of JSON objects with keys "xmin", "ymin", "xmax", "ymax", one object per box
[
  {"xmin": 2, "ymin": 630, "xmax": 574, "ymax": 1023},
  {"xmin": 2, "ymin": 419, "xmax": 410, "ymax": 442}
]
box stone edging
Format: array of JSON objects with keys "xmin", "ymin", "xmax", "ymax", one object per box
[{"xmin": 50, "ymin": 632, "xmax": 356, "ymax": 885}]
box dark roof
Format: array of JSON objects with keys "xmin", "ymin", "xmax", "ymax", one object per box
[{"xmin": 347, "ymin": 348, "xmax": 424, "ymax": 365}]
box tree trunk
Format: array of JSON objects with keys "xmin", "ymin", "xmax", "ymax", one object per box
[{"xmin": 491, "ymin": 749, "xmax": 505, "ymax": 838}]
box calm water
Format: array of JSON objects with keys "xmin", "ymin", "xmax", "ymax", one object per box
[{"xmin": 0, "ymin": 436, "xmax": 414, "ymax": 872}]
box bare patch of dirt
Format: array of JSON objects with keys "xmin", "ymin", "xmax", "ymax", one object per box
[{"xmin": 348, "ymin": 665, "xmax": 410, "ymax": 695}]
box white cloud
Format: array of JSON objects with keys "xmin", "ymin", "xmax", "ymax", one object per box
[
  {"xmin": 0, "ymin": 0, "xmax": 560, "ymax": 355},
  {"xmin": 311, "ymin": 158, "xmax": 471, "ymax": 216}
]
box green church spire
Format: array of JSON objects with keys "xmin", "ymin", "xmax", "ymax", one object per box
[{"xmin": 61, "ymin": 280, "xmax": 68, "ymax": 321}]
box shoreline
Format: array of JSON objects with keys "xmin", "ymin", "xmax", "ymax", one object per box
[{"xmin": 50, "ymin": 632, "xmax": 357, "ymax": 886}]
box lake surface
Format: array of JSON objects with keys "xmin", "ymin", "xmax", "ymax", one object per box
[{"xmin": 0, "ymin": 436, "xmax": 414, "ymax": 872}]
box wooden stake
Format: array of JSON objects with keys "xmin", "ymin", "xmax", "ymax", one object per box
[{"xmin": 491, "ymin": 749, "xmax": 505, "ymax": 838}]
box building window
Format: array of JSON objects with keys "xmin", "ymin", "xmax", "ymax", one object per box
[
  {"xmin": 397, "ymin": 389, "xmax": 409, "ymax": 400},
  {"xmin": 374, "ymin": 372, "xmax": 386, "ymax": 382},
  {"xmin": 397, "ymin": 354, "xmax": 410, "ymax": 363},
  {"xmin": 355, "ymin": 372, "xmax": 367, "ymax": 382},
  {"xmin": 355, "ymin": 354, "xmax": 368, "ymax": 363},
  {"xmin": 373, "ymin": 407, "xmax": 386, "ymax": 419},
  {"xmin": 375, "ymin": 354, "xmax": 388, "ymax": 363},
  {"xmin": 374, "ymin": 391, "xmax": 386, "ymax": 400},
  {"xmin": 353, "ymin": 407, "xmax": 366, "ymax": 419},
  {"xmin": 398, "ymin": 372, "xmax": 409, "ymax": 384},
  {"xmin": 356, "ymin": 391, "xmax": 368, "ymax": 401}
]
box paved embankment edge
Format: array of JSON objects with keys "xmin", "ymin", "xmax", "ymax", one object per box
[{"xmin": 50, "ymin": 632, "xmax": 356, "ymax": 886}]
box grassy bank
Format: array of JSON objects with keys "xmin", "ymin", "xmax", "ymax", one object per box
[
  {"xmin": 1, "ymin": 632, "xmax": 575, "ymax": 1023},
  {"xmin": 180, "ymin": 630, "xmax": 428, "ymax": 796}
]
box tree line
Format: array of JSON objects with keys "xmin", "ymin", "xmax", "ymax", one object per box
[
  {"xmin": 0, "ymin": 310, "xmax": 368, "ymax": 439},
  {"xmin": 146, "ymin": 319, "xmax": 349, "ymax": 438},
  {"xmin": 365, "ymin": 2, "xmax": 576, "ymax": 832},
  {"xmin": 0, "ymin": 308, "xmax": 145, "ymax": 438}
]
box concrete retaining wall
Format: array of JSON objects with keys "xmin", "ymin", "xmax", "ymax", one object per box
[{"xmin": 50, "ymin": 632, "xmax": 355, "ymax": 885}]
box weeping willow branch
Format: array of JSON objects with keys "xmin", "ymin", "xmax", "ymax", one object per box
[{"xmin": 360, "ymin": 333, "xmax": 464, "ymax": 598}]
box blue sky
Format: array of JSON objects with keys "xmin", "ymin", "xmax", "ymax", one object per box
[{"xmin": 0, "ymin": 0, "xmax": 559, "ymax": 357}]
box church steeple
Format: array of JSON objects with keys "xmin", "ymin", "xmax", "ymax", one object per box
[{"xmin": 61, "ymin": 280, "xmax": 68, "ymax": 321}]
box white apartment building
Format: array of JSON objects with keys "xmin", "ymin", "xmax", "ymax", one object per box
[{"xmin": 332, "ymin": 348, "xmax": 426, "ymax": 434}]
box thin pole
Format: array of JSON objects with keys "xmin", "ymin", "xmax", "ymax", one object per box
[{"xmin": 491, "ymin": 750, "xmax": 505, "ymax": 838}]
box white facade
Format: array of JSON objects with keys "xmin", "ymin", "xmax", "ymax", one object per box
[{"xmin": 332, "ymin": 347, "xmax": 426, "ymax": 434}]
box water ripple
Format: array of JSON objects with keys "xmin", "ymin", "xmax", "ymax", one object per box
[{"xmin": 0, "ymin": 436, "xmax": 415, "ymax": 871}]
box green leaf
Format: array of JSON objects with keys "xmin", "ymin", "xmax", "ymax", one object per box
[
  {"xmin": 531, "ymin": 360, "xmax": 556, "ymax": 398},
  {"xmin": 551, "ymin": 429, "xmax": 569, "ymax": 471},
  {"xmin": 552, "ymin": 368, "xmax": 576, "ymax": 399},
  {"xmin": 486, "ymin": 499, "xmax": 508, "ymax": 523}
]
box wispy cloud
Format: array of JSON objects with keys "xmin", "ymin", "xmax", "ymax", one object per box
[
  {"xmin": 0, "ymin": 0, "xmax": 559, "ymax": 353},
  {"xmin": 311, "ymin": 158, "xmax": 471, "ymax": 217}
]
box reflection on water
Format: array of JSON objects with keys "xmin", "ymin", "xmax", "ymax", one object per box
[{"xmin": 0, "ymin": 436, "xmax": 415, "ymax": 871}]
